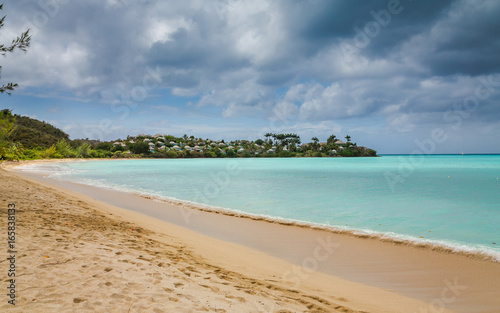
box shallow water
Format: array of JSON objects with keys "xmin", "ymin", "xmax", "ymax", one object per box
[{"xmin": 20, "ymin": 155, "xmax": 500, "ymax": 261}]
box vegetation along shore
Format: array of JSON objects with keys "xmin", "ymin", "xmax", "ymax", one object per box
[{"xmin": 0, "ymin": 109, "xmax": 376, "ymax": 161}]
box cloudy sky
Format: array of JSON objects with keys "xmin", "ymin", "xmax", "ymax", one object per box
[{"xmin": 1, "ymin": 0, "xmax": 499, "ymax": 153}]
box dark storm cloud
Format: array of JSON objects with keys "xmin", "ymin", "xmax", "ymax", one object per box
[
  {"xmin": 148, "ymin": 26, "xmax": 250, "ymax": 71},
  {"xmin": 275, "ymin": 0, "xmax": 500, "ymax": 80},
  {"xmin": 278, "ymin": 0, "xmax": 455, "ymax": 59},
  {"xmin": 1, "ymin": 0, "xmax": 499, "ymax": 134},
  {"xmin": 361, "ymin": 0, "xmax": 455, "ymax": 54},
  {"xmin": 414, "ymin": 1, "xmax": 500, "ymax": 76}
]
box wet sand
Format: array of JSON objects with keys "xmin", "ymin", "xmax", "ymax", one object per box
[{"xmin": 2, "ymin": 159, "xmax": 499, "ymax": 312}]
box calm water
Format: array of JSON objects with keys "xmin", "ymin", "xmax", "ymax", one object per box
[{"xmin": 22, "ymin": 155, "xmax": 500, "ymax": 260}]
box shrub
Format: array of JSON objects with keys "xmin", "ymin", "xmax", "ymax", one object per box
[
  {"xmin": 96, "ymin": 142, "xmax": 113, "ymax": 151},
  {"xmin": 167, "ymin": 150, "xmax": 178, "ymax": 158},
  {"xmin": 76, "ymin": 143, "xmax": 92, "ymax": 158},
  {"xmin": 43, "ymin": 145, "xmax": 57, "ymax": 158},
  {"xmin": 130, "ymin": 142, "xmax": 149, "ymax": 154},
  {"xmin": 111, "ymin": 145, "xmax": 124, "ymax": 152},
  {"xmin": 204, "ymin": 151, "xmax": 216, "ymax": 158},
  {"xmin": 278, "ymin": 151, "xmax": 292, "ymax": 158},
  {"xmin": 55, "ymin": 139, "xmax": 73, "ymax": 157},
  {"xmin": 338, "ymin": 149, "xmax": 354, "ymax": 157}
]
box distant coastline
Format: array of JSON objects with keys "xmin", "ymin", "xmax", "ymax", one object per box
[{"xmin": 0, "ymin": 109, "xmax": 376, "ymax": 160}]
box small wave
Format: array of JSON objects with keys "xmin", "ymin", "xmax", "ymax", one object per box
[
  {"xmin": 133, "ymin": 190, "xmax": 500, "ymax": 263},
  {"xmin": 16, "ymin": 163, "xmax": 79, "ymax": 176},
  {"xmin": 21, "ymin": 164, "xmax": 500, "ymax": 264}
]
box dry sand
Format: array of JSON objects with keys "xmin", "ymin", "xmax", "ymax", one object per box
[
  {"xmin": 0, "ymin": 167, "xmax": 354, "ymax": 312},
  {"xmin": 1, "ymin": 159, "xmax": 498, "ymax": 312}
]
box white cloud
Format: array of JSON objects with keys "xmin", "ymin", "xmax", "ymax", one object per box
[{"xmin": 298, "ymin": 83, "xmax": 356, "ymax": 120}]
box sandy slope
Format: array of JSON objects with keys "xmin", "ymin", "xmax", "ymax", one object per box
[
  {"xmin": 0, "ymin": 161, "xmax": 458, "ymax": 312},
  {"xmin": 0, "ymin": 168, "xmax": 360, "ymax": 312}
]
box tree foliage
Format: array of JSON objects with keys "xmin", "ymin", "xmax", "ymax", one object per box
[
  {"xmin": 130, "ymin": 142, "xmax": 149, "ymax": 154},
  {"xmin": 6, "ymin": 113, "xmax": 69, "ymax": 148},
  {"xmin": 0, "ymin": 4, "xmax": 31, "ymax": 94},
  {"xmin": 76, "ymin": 143, "xmax": 92, "ymax": 158},
  {"xmin": 327, "ymin": 134, "xmax": 337, "ymax": 144},
  {"xmin": 0, "ymin": 108, "xmax": 14, "ymax": 140},
  {"xmin": 0, "ymin": 111, "xmax": 377, "ymax": 160},
  {"xmin": 55, "ymin": 139, "xmax": 75, "ymax": 158}
]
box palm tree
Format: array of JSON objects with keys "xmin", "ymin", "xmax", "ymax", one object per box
[
  {"xmin": 345, "ymin": 135, "xmax": 351, "ymax": 142},
  {"xmin": 289, "ymin": 137, "xmax": 301, "ymax": 151},
  {"xmin": 275, "ymin": 133, "xmax": 286, "ymax": 146},
  {"xmin": 265, "ymin": 133, "xmax": 273, "ymax": 144},
  {"xmin": 327, "ymin": 134, "xmax": 337, "ymax": 145},
  {"xmin": 311, "ymin": 137, "xmax": 320, "ymax": 151}
]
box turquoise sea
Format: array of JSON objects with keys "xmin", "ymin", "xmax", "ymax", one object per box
[{"xmin": 22, "ymin": 155, "xmax": 500, "ymax": 261}]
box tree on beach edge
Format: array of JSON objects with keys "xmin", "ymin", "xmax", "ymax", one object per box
[
  {"xmin": 0, "ymin": 3, "xmax": 31, "ymax": 94},
  {"xmin": 0, "ymin": 3, "xmax": 31, "ymax": 159}
]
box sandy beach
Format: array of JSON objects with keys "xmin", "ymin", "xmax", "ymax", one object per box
[{"xmin": 1, "ymin": 160, "xmax": 499, "ymax": 312}]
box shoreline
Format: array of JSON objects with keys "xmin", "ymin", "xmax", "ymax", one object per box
[
  {"xmin": 140, "ymin": 194, "xmax": 500, "ymax": 264},
  {"xmin": 4, "ymin": 159, "xmax": 500, "ymax": 312},
  {"xmin": 10, "ymin": 158, "xmax": 500, "ymax": 264},
  {"xmin": 0, "ymin": 161, "xmax": 440, "ymax": 312}
]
